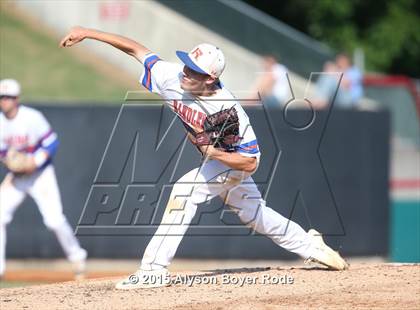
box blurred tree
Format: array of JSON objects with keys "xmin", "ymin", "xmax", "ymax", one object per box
[{"xmin": 244, "ymin": 0, "xmax": 420, "ymax": 77}]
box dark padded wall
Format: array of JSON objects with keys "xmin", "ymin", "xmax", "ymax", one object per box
[{"xmin": 1, "ymin": 104, "xmax": 390, "ymax": 259}]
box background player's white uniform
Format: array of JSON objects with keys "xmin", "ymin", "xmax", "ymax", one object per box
[
  {"xmin": 0, "ymin": 105, "xmax": 87, "ymax": 277},
  {"xmin": 138, "ymin": 53, "xmax": 318, "ymax": 271}
]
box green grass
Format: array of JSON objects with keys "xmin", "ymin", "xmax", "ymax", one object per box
[
  {"xmin": 0, "ymin": 7, "xmax": 140, "ymax": 103},
  {"xmin": 0, "ymin": 281, "xmax": 40, "ymax": 289}
]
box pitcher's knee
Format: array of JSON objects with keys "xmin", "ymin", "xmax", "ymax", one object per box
[{"xmin": 170, "ymin": 184, "xmax": 206, "ymax": 206}]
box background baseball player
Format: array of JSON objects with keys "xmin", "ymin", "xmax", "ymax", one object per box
[
  {"xmin": 0, "ymin": 79, "xmax": 87, "ymax": 279},
  {"xmin": 60, "ymin": 26, "xmax": 348, "ymax": 289}
]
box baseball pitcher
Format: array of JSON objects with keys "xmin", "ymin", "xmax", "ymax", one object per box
[
  {"xmin": 0, "ymin": 79, "xmax": 87, "ymax": 279},
  {"xmin": 60, "ymin": 27, "xmax": 348, "ymax": 289}
]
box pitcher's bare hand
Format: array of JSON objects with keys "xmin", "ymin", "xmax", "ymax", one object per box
[{"xmin": 60, "ymin": 26, "xmax": 88, "ymax": 48}]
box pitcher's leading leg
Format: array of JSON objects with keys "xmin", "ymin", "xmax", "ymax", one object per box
[
  {"xmin": 224, "ymin": 177, "xmax": 348, "ymax": 270},
  {"xmin": 116, "ymin": 161, "xmax": 242, "ymax": 289},
  {"xmin": 116, "ymin": 196, "xmax": 197, "ymax": 290},
  {"xmin": 117, "ymin": 178, "xmax": 202, "ymax": 289},
  {"xmin": 142, "ymin": 163, "xmax": 243, "ymax": 270}
]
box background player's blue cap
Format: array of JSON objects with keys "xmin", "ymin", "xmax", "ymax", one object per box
[{"xmin": 176, "ymin": 43, "xmax": 226, "ymax": 78}]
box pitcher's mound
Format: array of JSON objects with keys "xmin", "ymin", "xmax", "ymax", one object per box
[{"xmin": 1, "ymin": 263, "xmax": 418, "ymax": 309}]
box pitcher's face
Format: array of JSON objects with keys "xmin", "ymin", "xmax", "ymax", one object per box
[{"xmin": 180, "ymin": 66, "xmax": 213, "ymax": 92}]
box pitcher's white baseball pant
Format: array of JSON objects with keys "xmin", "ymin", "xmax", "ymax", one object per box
[
  {"xmin": 141, "ymin": 159, "xmax": 315, "ymax": 270},
  {"xmin": 0, "ymin": 165, "xmax": 86, "ymax": 276}
]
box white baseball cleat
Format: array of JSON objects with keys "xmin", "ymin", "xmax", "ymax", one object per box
[
  {"xmin": 115, "ymin": 268, "xmax": 171, "ymax": 290},
  {"xmin": 305, "ymin": 229, "xmax": 349, "ymax": 271}
]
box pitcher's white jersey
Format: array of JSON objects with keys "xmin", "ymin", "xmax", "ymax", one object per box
[
  {"xmin": 0, "ymin": 106, "xmax": 59, "ymax": 169},
  {"xmin": 137, "ymin": 54, "xmax": 323, "ymax": 275},
  {"xmin": 140, "ymin": 53, "xmax": 260, "ymax": 160}
]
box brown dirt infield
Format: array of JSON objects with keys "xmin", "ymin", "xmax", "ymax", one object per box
[
  {"xmin": 1, "ymin": 270, "xmax": 127, "ymax": 283},
  {"xmin": 1, "ymin": 263, "xmax": 419, "ymax": 310}
]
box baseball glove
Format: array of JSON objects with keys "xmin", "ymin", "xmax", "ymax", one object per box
[
  {"xmin": 194, "ymin": 107, "xmax": 241, "ymax": 151},
  {"xmin": 2, "ymin": 148, "xmax": 34, "ymax": 174}
]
